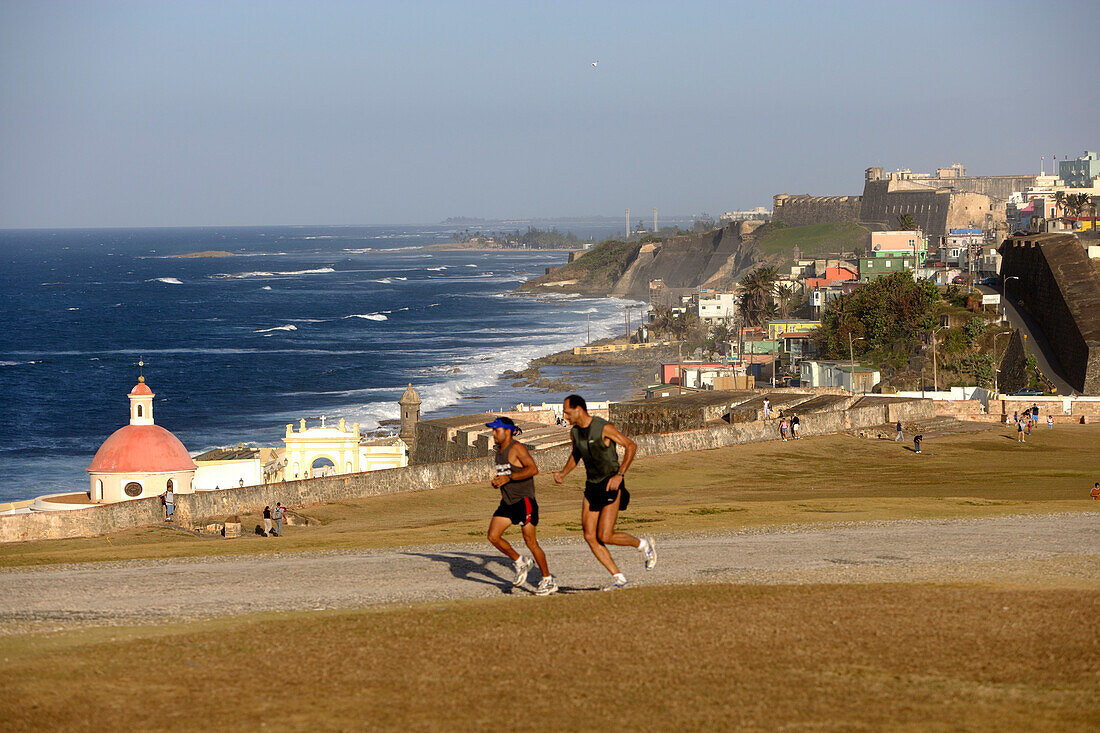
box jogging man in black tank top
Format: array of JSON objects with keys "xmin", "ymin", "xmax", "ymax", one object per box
[
  {"xmin": 554, "ymin": 395, "xmax": 656, "ymax": 590},
  {"xmin": 485, "ymin": 416, "xmax": 557, "ymax": 596}
]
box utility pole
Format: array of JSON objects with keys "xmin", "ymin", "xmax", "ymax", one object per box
[
  {"xmin": 653, "ymin": 207, "xmax": 658, "ymax": 234},
  {"xmin": 587, "ymin": 312, "xmax": 591, "ymax": 345},
  {"xmin": 932, "ymin": 327, "xmax": 941, "ymax": 392},
  {"xmin": 677, "ymin": 341, "xmax": 683, "ymax": 395},
  {"xmin": 626, "ymin": 208, "xmax": 630, "ymax": 239}
]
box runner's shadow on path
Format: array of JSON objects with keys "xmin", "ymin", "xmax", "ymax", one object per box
[{"xmin": 402, "ymin": 551, "xmax": 522, "ymax": 593}]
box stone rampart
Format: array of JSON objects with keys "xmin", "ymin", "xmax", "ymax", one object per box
[
  {"xmin": 859, "ymin": 181, "xmax": 995, "ymax": 237},
  {"xmin": 998, "ymin": 234, "xmax": 1100, "ymax": 394},
  {"xmin": 916, "ymin": 175, "xmax": 1037, "ymax": 202},
  {"xmin": 772, "ymin": 194, "xmax": 862, "ymax": 227},
  {"xmin": 0, "ymin": 496, "xmax": 164, "ymax": 543},
  {"xmin": 0, "ymin": 397, "xmax": 934, "ymax": 543}
]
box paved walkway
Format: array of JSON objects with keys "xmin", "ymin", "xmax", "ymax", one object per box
[{"xmin": 1, "ymin": 513, "xmax": 1096, "ymax": 632}]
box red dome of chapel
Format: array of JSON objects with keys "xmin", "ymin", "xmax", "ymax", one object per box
[{"xmin": 87, "ymin": 424, "xmax": 197, "ymax": 473}]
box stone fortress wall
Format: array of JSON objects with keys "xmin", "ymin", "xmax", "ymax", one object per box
[
  {"xmin": 919, "ymin": 174, "xmax": 1038, "ymax": 202},
  {"xmin": 771, "ymin": 194, "xmax": 862, "ymax": 227},
  {"xmin": 770, "ymin": 168, "xmax": 1035, "ymax": 236},
  {"xmin": 998, "ymin": 233, "xmax": 1100, "ymax": 394},
  {"xmin": 1, "ymin": 394, "xmax": 935, "ymax": 543},
  {"xmin": 859, "ymin": 181, "xmax": 996, "ymax": 237}
]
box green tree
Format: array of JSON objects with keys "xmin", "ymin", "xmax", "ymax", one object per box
[
  {"xmin": 896, "ymin": 214, "xmax": 919, "ymax": 231},
  {"xmin": 815, "ymin": 271, "xmax": 939, "ymax": 358},
  {"xmin": 692, "ymin": 213, "xmax": 716, "ymax": 232},
  {"xmin": 774, "ymin": 283, "xmax": 798, "ymax": 318},
  {"xmin": 738, "ymin": 266, "xmax": 779, "ymax": 327}
]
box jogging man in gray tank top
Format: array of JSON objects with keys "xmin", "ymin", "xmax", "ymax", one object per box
[
  {"xmin": 554, "ymin": 395, "xmax": 656, "ymax": 590},
  {"xmin": 485, "ymin": 416, "xmax": 557, "ymax": 596}
]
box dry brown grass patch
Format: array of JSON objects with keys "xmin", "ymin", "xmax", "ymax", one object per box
[{"xmin": 1, "ymin": 583, "xmax": 1097, "ymax": 731}]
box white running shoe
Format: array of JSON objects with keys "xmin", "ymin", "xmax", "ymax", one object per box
[
  {"xmin": 512, "ymin": 556, "xmax": 533, "ymax": 587},
  {"xmin": 601, "ymin": 576, "xmax": 629, "ymax": 591},
  {"xmin": 534, "ymin": 576, "xmax": 559, "ymax": 596},
  {"xmin": 641, "ymin": 536, "xmax": 657, "ymax": 570}
]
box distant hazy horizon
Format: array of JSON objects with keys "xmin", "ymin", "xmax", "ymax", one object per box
[{"xmin": 2, "ymin": 0, "xmax": 1097, "ymax": 229}]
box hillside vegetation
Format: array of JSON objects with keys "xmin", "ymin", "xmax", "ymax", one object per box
[
  {"xmin": 755, "ymin": 222, "xmax": 869, "ymax": 259},
  {"xmin": 517, "ymin": 239, "xmax": 640, "ymax": 294}
]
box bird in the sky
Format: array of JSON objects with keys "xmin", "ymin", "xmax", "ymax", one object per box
[{"xmin": 591, "ymin": 61, "xmax": 598, "ymax": 68}]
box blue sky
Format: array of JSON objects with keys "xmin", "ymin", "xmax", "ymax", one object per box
[{"xmin": 1, "ymin": 0, "xmax": 1097, "ymax": 228}]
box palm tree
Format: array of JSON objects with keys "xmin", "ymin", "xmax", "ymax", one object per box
[
  {"xmin": 774, "ymin": 283, "xmax": 797, "ymax": 318},
  {"xmin": 896, "ymin": 214, "xmax": 919, "ymax": 231},
  {"xmin": 739, "ymin": 266, "xmax": 779, "ymax": 327}
]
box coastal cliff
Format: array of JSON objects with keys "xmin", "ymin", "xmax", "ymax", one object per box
[{"xmin": 518, "ymin": 222, "xmax": 762, "ymax": 298}]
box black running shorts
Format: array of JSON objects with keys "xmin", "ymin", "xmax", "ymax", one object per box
[
  {"xmin": 584, "ymin": 477, "xmax": 630, "ymax": 512},
  {"xmin": 493, "ymin": 496, "xmax": 538, "ymax": 526}
]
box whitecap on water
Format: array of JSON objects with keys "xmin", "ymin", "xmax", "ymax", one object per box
[
  {"xmin": 254, "ymin": 324, "xmax": 298, "ymax": 333},
  {"xmin": 343, "ymin": 313, "xmax": 388, "ymax": 321},
  {"xmin": 149, "ymin": 277, "xmax": 183, "ymax": 285}
]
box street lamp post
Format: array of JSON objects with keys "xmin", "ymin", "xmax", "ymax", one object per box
[{"xmin": 1002, "ymin": 275, "xmax": 1019, "ymax": 324}]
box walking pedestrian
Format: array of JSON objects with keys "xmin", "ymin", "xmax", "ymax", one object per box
[
  {"xmin": 162, "ymin": 487, "xmax": 175, "ymax": 522},
  {"xmin": 554, "ymin": 394, "xmax": 655, "ymax": 591},
  {"xmin": 895, "ymin": 420, "xmax": 903, "ymax": 442},
  {"xmin": 1026, "ymin": 417, "xmax": 1032, "ymax": 436},
  {"xmin": 1017, "ymin": 420, "xmax": 1025, "ymax": 443},
  {"xmin": 790, "ymin": 414, "xmax": 801, "ymax": 439},
  {"xmin": 262, "ymin": 506, "xmax": 273, "ymax": 536},
  {"xmin": 1047, "ymin": 415, "xmax": 1054, "ymax": 430},
  {"xmin": 1092, "ymin": 482, "xmax": 1100, "ymax": 500},
  {"xmin": 485, "ymin": 416, "xmax": 557, "ymax": 596},
  {"xmin": 913, "ymin": 434, "xmax": 923, "ymax": 454},
  {"xmin": 762, "ymin": 397, "xmax": 771, "ymax": 420},
  {"xmin": 274, "ymin": 502, "xmax": 286, "ymax": 536},
  {"xmin": 779, "ymin": 418, "xmax": 789, "ymax": 441}
]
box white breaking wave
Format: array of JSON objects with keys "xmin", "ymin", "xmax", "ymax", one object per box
[
  {"xmin": 312, "ymin": 294, "xmax": 643, "ymax": 430},
  {"xmin": 344, "ymin": 313, "xmax": 388, "ymax": 321},
  {"xmin": 150, "ymin": 277, "xmax": 183, "ymax": 285},
  {"xmin": 261, "ymin": 286, "xmax": 272, "ymax": 290},
  {"xmin": 426, "ymin": 266, "xmax": 448, "ymax": 271},
  {"xmin": 218, "ymin": 267, "xmax": 335, "ymax": 279},
  {"xmin": 67, "ymin": 307, "xmax": 80, "ymax": 311},
  {"xmin": 254, "ymin": 324, "xmax": 298, "ymax": 333}
]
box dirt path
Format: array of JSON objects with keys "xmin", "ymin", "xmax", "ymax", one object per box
[{"xmin": 2, "ymin": 513, "xmax": 1096, "ymax": 633}]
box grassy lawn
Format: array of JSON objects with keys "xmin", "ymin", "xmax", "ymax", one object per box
[
  {"xmin": 2, "ymin": 423, "xmax": 1097, "ymax": 568},
  {"xmin": 1, "ymin": 583, "xmax": 1095, "ymax": 731},
  {"xmin": 756, "ymin": 221, "xmax": 869, "ymax": 258}
]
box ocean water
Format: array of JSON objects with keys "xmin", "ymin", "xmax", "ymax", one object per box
[{"xmin": 0, "ymin": 226, "xmax": 642, "ymax": 503}]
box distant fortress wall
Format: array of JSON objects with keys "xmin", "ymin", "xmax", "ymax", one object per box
[
  {"xmin": 859, "ymin": 180, "xmax": 996, "ymax": 237},
  {"xmin": 772, "ymin": 194, "xmax": 862, "ymax": 227},
  {"xmin": 919, "ymin": 175, "xmax": 1039, "ymax": 201}
]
